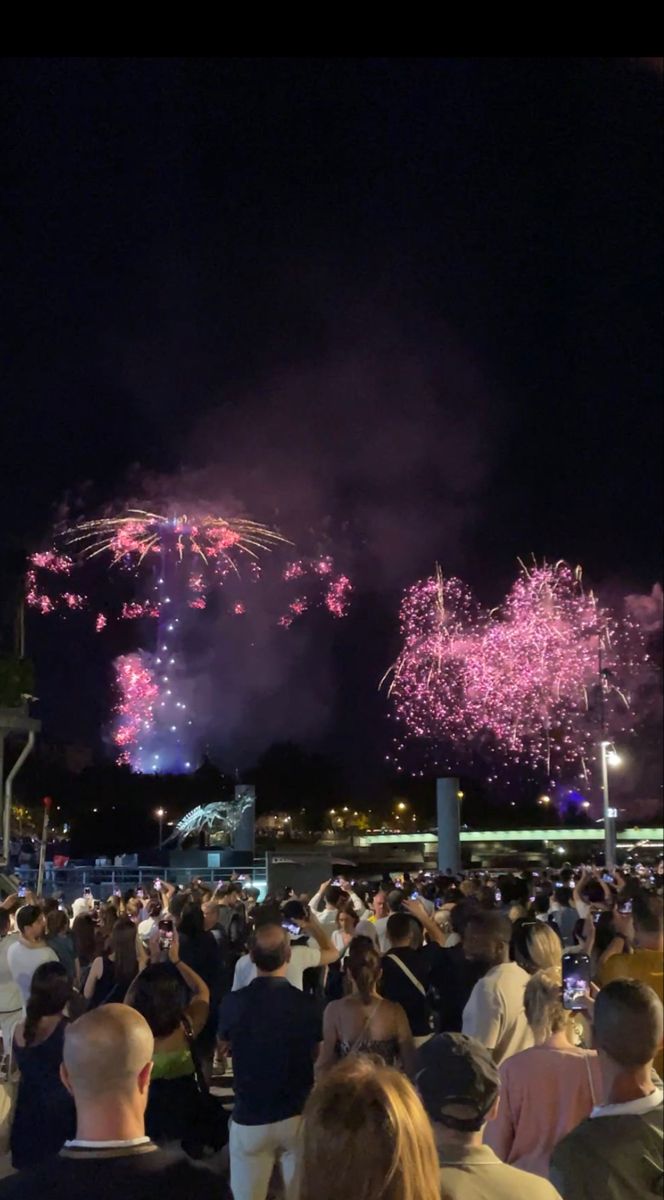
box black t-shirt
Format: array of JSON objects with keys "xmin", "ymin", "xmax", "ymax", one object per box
[
  {"xmin": 380, "ymin": 947, "xmax": 434, "ymax": 1036},
  {"xmin": 218, "ymin": 976, "xmax": 322, "ymax": 1125},
  {"xmin": 427, "ymin": 943, "xmax": 487, "ymax": 1032},
  {"xmin": 0, "ymin": 1144, "xmax": 228, "ymax": 1200}
]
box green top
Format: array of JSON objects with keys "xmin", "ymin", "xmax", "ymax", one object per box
[
  {"xmin": 550, "ymin": 1103, "xmax": 663, "ymax": 1200},
  {"xmin": 151, "ymin": 1046, "xmax": 195, "ymax": 1080}
]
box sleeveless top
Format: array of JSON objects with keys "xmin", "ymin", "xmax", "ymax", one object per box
[
  {"xmin": 11, "ymin": 1019, "xmax": 76, "ymax": 1168},
  {"xmin": 334, "ymin": 998, "xmax": 401, "ymax": 1068}
]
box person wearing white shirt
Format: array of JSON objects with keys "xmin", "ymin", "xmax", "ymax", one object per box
[
  {"xmin": 233, "ymin": 905, "xmax": 339, "ymax": 991},
  {"xmin": 462, "ymin": 911, "xmax": 533, "ymax": 1065},
  {"xmin": 0, "ymin": 911, "xmax": 23, "ymax": 1051},
  {"xmin": 7, "ymin": 905, "xmax": 58, "ymax": 1009}
]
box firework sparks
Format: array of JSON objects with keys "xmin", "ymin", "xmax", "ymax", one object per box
[
  {"xmin": 95, "ymin": 613, "xmax": 107, "ymax": 633},
  {"xmin": 387, "ymin": 560, "xmax": 649, "ymax": 782},
  {"xmin": 325, "ymin": 574, "xmax": 353, "ymax": 618},
  {"xmin": 113, "ymin": 653, "xmax": 160, "ymax": 762}
]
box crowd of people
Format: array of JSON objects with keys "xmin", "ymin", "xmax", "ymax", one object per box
[{"xmin": 0, "ymin": 857, "xmax": 660, "ymax": 1199}]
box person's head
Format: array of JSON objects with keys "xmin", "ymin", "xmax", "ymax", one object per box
[
  {"xmin": 511, "ymin": 919, "xmax": 562, "ymax": 975},
  {"xmin": 463, "ymin": 911, "xmax": 512, "ymax": 967},
  {"xmin": 98, "ymin": 903, "xmax": 119, "ymax": 939},
  {"xmin": 72, "ymin": 913, "xmax": 96, "ymax": 964},
  {"xmin": 416, "ymin": 1033, "xmax": 501, "ymax": 1142},
  {"xmin": 126, "ymin": 964, "xmax": 189, "ymax": 1037},
  {"xmin": 178, "ymin": 902, "xmax": 205, "ymax": 940},
  {"xmin": 202, "ymin": 899, "xmax": 220, "ymax": 931},
  {"xmin": 594, "ymin": 979, "xmax": 663, "ymax": 1077},
  {"xmin": 124, "ymin": 897, "xmax": 141, "ymax": 922},
  {"xmin": 0, "ymin": 910, "xmax": 11, "ymax": 938},
  {"xmin": 372, "ymin": 890, "xmax": 388, "ymax": 919},
  {"xmin": 110, "ymin": 916, "xmax": 139, "ymax": 985},
  {"xmin": 24, "ymin": 961, "xmax": 72, "ymax": 1046},
  {"xmin": 46, "ymin": 907, "xmax": 69, "ymax": 939},
  {"xmin": 146, "ymin": 898, "xmax": 162, "ymax": 922},
  {"xmin": 299, "ymin": 1056, "xmax": 440, "ymax": 1200},
  {"xmin": 62, "ymin": 1005, "xmax": 154, "ymax": 1128},
  {"xmin": 524, "ymin": 969, "xmax": 572, "ymax": 1043},
  {"xmin": 386, "ymin": 912, "xmax": 420, "ymax": 949},
  {"xmin": 42, "ymin": 896, "xmax": 60, "ymax": 917},
  {"xmin": 533, "ymin": 893, "xmax": 551, "ymax": 917},
  {"xmin": 633, "ymin": 893, "xmax": 663, "ymax": 948},
  {"xmin": 557, "ymin": 886, "xmax": 573, "ymax": 908},
  {"xmin": 17, "ymin": 904, "xmax": 45, "ymax": 943},
  {"xmin": 346, "ymin": 936, "xmax": 382, "ymax": 1003},
  {"xmin": 337, "ymin": 903, "xmax": 360, "ymax": 936},
  {"xmin": 323, "ymin": 885, "xmax": 343, "ymax": 909},
  {"xmin": 386, "ymin": 889, "xmax": 405, "ymax": 914},
  {"xmin": 250, "ymin": 922, "xmax": 291, "ymax": 975}
]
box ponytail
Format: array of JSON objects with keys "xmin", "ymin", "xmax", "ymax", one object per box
[{"xmin": 347, "ymin": 937, "xmax": 381, "ymax": 1004}]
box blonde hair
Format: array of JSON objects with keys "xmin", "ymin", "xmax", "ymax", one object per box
[
  {"xmin": 525, "ymin": 968, "xmax": 573, "ymax": 1043},
  {"xmin": 298, "ymin": 1057, "xmax": 440, "ymax": 1200},
  {"xmin": 524, "ymin": 922, "xmax": 562, "ymax": 974}
]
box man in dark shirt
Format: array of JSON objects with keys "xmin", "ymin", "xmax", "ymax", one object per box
[
  {"xmin": 218, "ymin": 920, "xmax": 322, "ymax": 1200},
  {"xmin": 0, "ymin": 1004, "xmax": 225, "ymax": 1200},
  {"xmin": 380, "ymin": 911, "xmax": 434, "ymax": 1045}
]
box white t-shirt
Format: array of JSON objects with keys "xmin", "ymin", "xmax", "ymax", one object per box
[
  {"xmin": 462, "ymin": 961, "xmax": 534, "ymax": 1065},
  {"xmin": 0, "ymin": 933, "xmax": 23, "ymax": 1013},
  {"xmin": 232, "ymin": 942, "xmax": 322, "ymax": 991},
  {"xmin": 373, "ymin": 916, "xmax": 390, "ymax": 953},
  {"xmin": 7, "ymin": 939, "xmax": 58, "ymax": 1007}
]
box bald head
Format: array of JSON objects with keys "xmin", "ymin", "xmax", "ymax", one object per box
[
  {"xmin": 251, "ymin": 922, "xmax": 291, "ymax": 974},
  {"xmin": 64, "ymin": 1004, "xmax": 154, "ymax": 1100}
]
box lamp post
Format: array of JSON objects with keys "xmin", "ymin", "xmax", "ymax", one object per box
[
  {"xmin": 599, "ymin": 742, "xmax": 620, "ymax": 871},
  {"xmin": 156, "ymin": 808, "xmax": 165, "ymax": 850}
]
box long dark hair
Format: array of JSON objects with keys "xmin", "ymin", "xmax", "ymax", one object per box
[
  {"xmin": 110, "ymin": 916, "xmax": 139, "ymax": 987},
  {"xmin": 72, "ymin": 913, "xmax": 96, "ymax": 966},
  {"xmin": 24, "ymin": 962, "xmax": 71, "ymax": 1047},
  {"xmin": 126, "ymin": 964, "xmax": 189, "ymax": 1038}
]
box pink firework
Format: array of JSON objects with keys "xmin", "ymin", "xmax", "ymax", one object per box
[
  {"xmin": 29, "ymin": 551, "xmax": 73, "ymax": 573},
  {"xmin": 388, "ymin": 560, "xmax": 648, "ymax": 781},
  {"xmin": 95, "ymin": 613, "xmax": 107, "ymax": 633},
  {"xmin": 113, "ymin": 653, "xmax": 160, "ymax": 760},
  {"xmin": 121, "ymin": 600, "xmax": 160, "ymax": 621},
  {"xmin": 280, "ymin": 557, "xmax": 352, "ymax": 626}
]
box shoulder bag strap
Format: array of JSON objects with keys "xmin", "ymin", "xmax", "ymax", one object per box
[{"xmin": 385, "ymin": 952, "xmax": 426, "ymax": 995}]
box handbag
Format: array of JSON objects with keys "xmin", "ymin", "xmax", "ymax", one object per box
[{"xmin": 181, "ymin": 1016, "xmax": 229, "ymax": 1156}]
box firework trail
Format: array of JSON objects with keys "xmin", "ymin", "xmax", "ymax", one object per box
[
  {"xmin": 279, "ymin": 557, "xmax": 353, "ymax": 627},
  {"xmin": 387, "ymin": 559, "xmax": 652, "ymax": 785}
]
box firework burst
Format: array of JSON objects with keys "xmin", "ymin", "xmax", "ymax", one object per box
[{"xmin": 387, "ymin": 559, "xmax": 651, "ymax": 784}]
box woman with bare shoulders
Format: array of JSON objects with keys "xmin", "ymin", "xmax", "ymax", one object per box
[{"xmin": 316, "ymin": 936, "xmax": 415, "ymax": 1076}]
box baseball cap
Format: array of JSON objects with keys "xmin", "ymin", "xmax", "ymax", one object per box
[{"xmin": 416, "ymin": 1033, "xmax": 500, "ymax": 1131}]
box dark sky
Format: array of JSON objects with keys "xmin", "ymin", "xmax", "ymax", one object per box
[{"xmin": 1, "ymin": 57, "xmax": 661, "ymax": 783}]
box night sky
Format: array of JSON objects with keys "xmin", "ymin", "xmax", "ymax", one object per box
[{"xmin": 2, "ymin": 58, "xmax": 661, "ymax": 789}]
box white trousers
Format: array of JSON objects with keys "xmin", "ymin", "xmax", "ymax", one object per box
[{"xmin": 229, "ymin": 1113, "xmax": 302, "ymax": 1200}]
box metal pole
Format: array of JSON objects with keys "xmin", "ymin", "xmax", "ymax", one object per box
[
  {"xmin": 36, "ymin": 800, "xmax": 51, "ymax": 896},
  {"xmin": 159, "ymin": 812, "xmax": 163, "ymax": 850},
  {"xmin": 2, "ymin": 730, "xmax": 35, "ymax": 864},
  {"xmin": 600, "ymin": 741, "xmax": 616, "ymax": 871}
]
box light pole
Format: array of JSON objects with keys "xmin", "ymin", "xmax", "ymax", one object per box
[
  {"xmin": 599, "ymin": 742, "xmax": 620, "ymax": 871},
  {"xmin": 156, "ymin": 808, "xmax": 165, "ymax": 850}
]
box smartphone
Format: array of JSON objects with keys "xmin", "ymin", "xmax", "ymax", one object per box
[
  {"xmin": 562, "ymin": 953, "xmax": 591, "ymax": 1010},
  {"xmin": 93, "ymin": 899, "xmax": 101, "ymax": 910},
  {"xmin": 158, "ymin": 916, "xmax": 174, "ymax": 950},
  {"xmin": 495, "ymin": 889, "xmax": 502, "ymax": 902},
  {"xmin": 618, "ymin": 900, "xmax": 633, "ymax": 914},
  {"xmin": 83, "ymin": 887, "xmax": 92, "ymax": 898},
  {"xmin": 154, "ymin": 878, "xmax": 162, "ymax": 891},
  {"xmin": 113, "ymin": 887, "xmax": 121, "ymax": 897},
  {"xmin": 410, "ymin": 891, "xmax": 419, "ymax": 900},
  {"xmin": 282, "ymin": 921, "xmax": 301, "ymax": 937},
  {"xmin": 17, "ymin": 885, "xmax": 26, "ymax": 899},
  {"xmin": 592, "ymin": 910, "xmax": 602, "ymax": 924},
  {"xmin": 435, "ymin": 898, "xmax": 444, "ymax": 909},
  {"xmin": 602, "ymin": 873, "xmax": 613, "ymax": 883}
]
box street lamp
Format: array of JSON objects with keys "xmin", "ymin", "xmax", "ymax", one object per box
[
  {"xmin": 156, "ymin": 808, "xmax": 165, "ymax": 850},
  {"xmin": 599, "ymin": 742, "xmax": 621, "ymax": 871}
]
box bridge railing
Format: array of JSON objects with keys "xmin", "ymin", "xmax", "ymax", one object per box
[{"xmin": 13, "ymin": 858, "xmax": 268, "ymax": 901}]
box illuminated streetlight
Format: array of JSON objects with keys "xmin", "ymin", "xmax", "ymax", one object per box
[
  {"xmin": 539, "ymin": 795, "xmax": 551, "ymax": 806},
  {"xmin": 607, "ymin": 749, "xmax": 622, "ymax": 769}
]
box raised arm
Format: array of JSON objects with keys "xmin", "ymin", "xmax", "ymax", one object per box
[
  {"xmin": 403, "ymin": 898, "xmax": 445, "ymax": 946},
  {"xmin": 299, "ymin": 909, "xmax": 340, "ymax": 966},
  {"xmin": 308, "ymin": 879, "xmax": 331, "ymax": 916}
]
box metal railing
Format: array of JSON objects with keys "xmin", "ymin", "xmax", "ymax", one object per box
[{"xmin": 13, "ymin": 858, "xmax": 268, "ymax": 901}]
